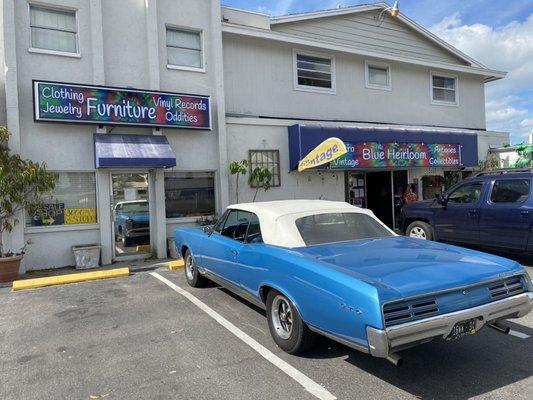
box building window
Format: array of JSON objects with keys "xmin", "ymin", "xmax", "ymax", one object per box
[
  {"xmin": 431, "ymin": 72, "xmax": 458, "ymax": 105},
  {"xmin": 365, "ymin": 61, "xmax": 391, "ymax": 91},
  {"xmin": 166, "ymin": 27, "xmax": 203, "ymax": 70},
  {"xmin": 26, "ymin": 172, "xmax": 97, "ymax": 227},
  {"xmin": 293, "ymin": 50, "xmax": 335, "ymax": 93},
  {"xmin": 164, "ymin": 172, "xmax": 215, "ymax": 218},
  {"xmin": 249, "ymin": 150, "xmax": 281, "ymax": 187},
  {"xmin": 29, "ymin": 5, "xmax": 78, "ymax": 54}
]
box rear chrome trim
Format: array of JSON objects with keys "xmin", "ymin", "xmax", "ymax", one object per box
[{"xmin": 368, "ymin": 292, "xmax": 533, "ymax": 358}]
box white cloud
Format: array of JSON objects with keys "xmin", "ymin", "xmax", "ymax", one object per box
[{"xmin": 430, "ymin": 13, "xmax": 533, "ymax": 142}]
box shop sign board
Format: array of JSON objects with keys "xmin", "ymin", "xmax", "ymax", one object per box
[
  {"xmin": 65, "ymin": 208, "xmax": 97, "ymax": 224},
  {"xmin": 30, "ymin": 203, "xmax": 65, "ymax": 226},
  {"xmin": 330, "ymin": 142, "xmax": 461, "ymax": 169},
  {"xmin": 33, "ymin": 81, "xmax": 211, "ymax": 130}
]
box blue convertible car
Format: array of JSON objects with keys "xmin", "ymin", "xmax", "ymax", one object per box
[{"xmin": 173, "ymin": 200, "xmax": 533, "ymax": 365}]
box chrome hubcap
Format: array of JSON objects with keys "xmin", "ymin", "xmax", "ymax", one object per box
[
  {"xmin": 185, "ymin": 254, "xmax": 195, "ymax": 281},
  {"xmin": 409, "ymin": 227, "xmax": 427, "ymax": 239},
  {"xmin": 271, "ymin": 295, "xmax": 293, "ymax": 340}
]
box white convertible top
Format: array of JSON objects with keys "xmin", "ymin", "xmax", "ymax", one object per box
[{"xmin": 227, "ymin": 200, "xmax": 393, "ymax": 248}]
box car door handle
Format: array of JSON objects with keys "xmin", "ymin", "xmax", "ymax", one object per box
[
  {"xmin": 231, "ymin": 250, "xmax": 238, "ymax": 256},
  {"xmin": 468, "ymin": 210, "xmax": 477, "ymax": 215},
  {"xmin": 521, "ymin": 210, "xmax": 529, "ymax": 217}
]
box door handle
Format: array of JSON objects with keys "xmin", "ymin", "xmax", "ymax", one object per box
[
  {"xmin": 231, "ymin": 250, "xmax": 238, "ymax": 256},
  {"xmin": 468, "ymin": 209, "xmax": 477, "ymax": 215},
  {"xmin": 520, "ymin": 210, "xmax": 529, "ymax": 217}
]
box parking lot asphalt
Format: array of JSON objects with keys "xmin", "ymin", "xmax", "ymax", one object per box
[{"xmin": 1, "ymin": 262, "xmax": 532, "ymax": 400}]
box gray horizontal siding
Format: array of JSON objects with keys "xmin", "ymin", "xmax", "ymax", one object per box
[{"xmin": 272, "ymin": 11, "xmax": 468, "ymax": 66}]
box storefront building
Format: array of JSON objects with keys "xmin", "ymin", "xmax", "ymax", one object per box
[
  {"xmin": 1, "ymin": 0, "xmax": 229, "ymax": 270},
  {"xmin": 221, "ymin": 5, "xmax": 508, "ymax": 230},
  {"xmin": 1, "ymin": 1, "xmax": 508, "ymax": 270}
]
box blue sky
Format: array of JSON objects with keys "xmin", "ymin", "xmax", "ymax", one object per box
[{"xmin": 222, "ymin": 0, "xmax": 533, "ymax": 143}]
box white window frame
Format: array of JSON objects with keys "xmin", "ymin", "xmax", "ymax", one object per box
[
  {"xmin": 293, "ymin": 49, "xmax": 336, "ymax": 95},
  {"xmin": 165, "ymin": 25, "xmax": 205, "ymax": 73},
  {"xmin": 430, "ymin": 71, "xmax": 459, "ymax": 106},
  {"xmin": 27, "ymin": 2, "xmax": 80, "ymax": 58},
  {"xmin": 365, "ymin": 60, "xmax": 392, "ymax": 91}
]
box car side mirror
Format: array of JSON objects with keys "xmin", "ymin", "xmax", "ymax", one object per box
[
  {"xmin": 203, "ymin": 225, "xmax": 214, "ymax": 235},
  {"xmin": 437, "ymin": 195, "xmax": 448, "ymax": 207}
]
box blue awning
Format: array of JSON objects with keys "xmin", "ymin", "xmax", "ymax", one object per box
[
  {"xmin": 288, "ymin": 125, "xmax": 479, "ymax": 170},
  {"xmin": 94, "ymin": 134, "xmax": 177, "ymax": 168}
]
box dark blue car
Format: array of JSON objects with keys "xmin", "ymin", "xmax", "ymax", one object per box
[
  {"xmin": 114, "ymin": 200, "xmax": 150, "ymax": 247},
  {"xmin": 400, "ymin": 169, "xmax": 532, "ymax": 252}
]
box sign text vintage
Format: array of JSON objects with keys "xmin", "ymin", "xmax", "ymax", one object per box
[
  {"xmin": 330, "ymin": 142, "xmax": 461, "ymax": 169},
  {"xmin": 33, "ymin": 81, "xmax": 211, "ymax": 129}
]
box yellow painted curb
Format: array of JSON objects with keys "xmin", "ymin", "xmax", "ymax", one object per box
[
  {"xmin": 12, "ymin": 268, "xmax": 130, "ymax": 291},
  {"xmin": 168, "ymin": 259, "xmax": 185, "ymax": 270}
]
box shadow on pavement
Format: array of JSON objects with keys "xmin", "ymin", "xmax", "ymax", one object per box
[{"xmin": 302, "ymin": 321, "xmax": 533, "ymax": 400}]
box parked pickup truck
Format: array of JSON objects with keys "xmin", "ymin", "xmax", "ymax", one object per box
[{"xmin": 400, "ymin": 169, "xmax": 533, "ymax": 252}]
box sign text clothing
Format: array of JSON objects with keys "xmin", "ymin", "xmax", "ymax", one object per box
[
  {"xmin": 33, "ymin": 81, "xmax": 211, "ymax": 129},
  {"xmin": 330, "ymin": 142, "xmax": 461, "ymax": 169}
]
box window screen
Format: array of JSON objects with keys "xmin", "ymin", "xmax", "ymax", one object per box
[
  {"xmin": 296, "ymin": 53, "xmax": 333, "ymax": 89},
  {"xmin": 30, "ymin": 5, "xmax": 77, "ymax": 53},
  {"xmin": 295, "ymin": 213, "xmax": 393, "ymax": 246},
  {"xmin": 27, "ymin": 172, "xmax": 96, "ymax": 227},
  {"xmin": 166, "ymin": 27, "xmax": 203, "ymax": 68},
  {"xmin": 490, "ymin": 179, "xmax": 530, "ymax": 203},
  {"xmin": 367, "ymin": 63, "xmax": 390, "ymax": 88},
  {"xmin": 249, "ymin": 150, "xmax": 281, "ymax": 187},
  {"xmin": 164, "ymin": 172, "xmax": 215, "ymax": 218}
]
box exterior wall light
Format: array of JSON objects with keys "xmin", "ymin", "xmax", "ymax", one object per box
[{"xmin": 376, "ymin": 1, "xmax": 400, "ymax": 25}]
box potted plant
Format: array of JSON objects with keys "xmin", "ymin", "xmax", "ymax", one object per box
[{"xmin": 0, "ymin": 126, "xmax": 56, "ymax": 282}]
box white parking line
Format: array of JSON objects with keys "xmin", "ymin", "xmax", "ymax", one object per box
[
  {"xmin": 509, "ymin": 330, "xmax": 530, "ymax": 339},
  {"xmin": 150, "ymin": 272, "xmax": 336, "ymax": 400}
]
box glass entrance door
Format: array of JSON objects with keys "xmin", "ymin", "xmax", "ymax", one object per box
[{"xmin": 111, "ymin": 173, "xmax": 150, "ymax": 258}]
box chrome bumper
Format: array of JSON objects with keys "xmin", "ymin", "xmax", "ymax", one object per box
[{"xmin": 367, "ymin": 292, "xmax": 533, "ymax": 358}]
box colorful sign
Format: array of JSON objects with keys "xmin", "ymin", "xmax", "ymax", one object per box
[
  {"xmin": 298, "ymin": 137, "xmax": 348, "ymax": 172},
  {"xmin": 65, "ymin": 208, "xmax": 97, "ymax": 224},
  {"xmin": 330, "ymin": 142, "xmax": 461, "ymax": 169},
  {"xmin": 33, "ymin": 81, "xmax": 211, "ymax": 129}
]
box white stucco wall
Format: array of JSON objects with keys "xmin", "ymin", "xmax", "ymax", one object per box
[
  {"xmin": 223, "ymin": 34, "xmax": 487, "ymax": 130},
  {"xmin": 226, "ymin": 120, "xmax": 345, "ymax": 204}
]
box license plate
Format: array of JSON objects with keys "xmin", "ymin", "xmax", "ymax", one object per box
[{"xmin": 447, "ymin": 318, "xmax": 477, "ymax": 340}]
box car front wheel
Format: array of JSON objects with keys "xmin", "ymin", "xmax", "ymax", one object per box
[
  {"xmin": 266, "ymin": 290, "xmax": 315, "ymax": 354},
  {"xmin": 406, "ymin": 221, "xmax": 433, "ymax": 240},
  {"xmin": 184, "ymin": 249, "xmax": 208, "ymax": 288}
]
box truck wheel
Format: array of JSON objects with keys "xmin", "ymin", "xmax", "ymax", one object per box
[
  {"xmin": 266, "ymin": 290, "xmax": 315, "ymax": 354},
  {"xmin": 184, "ymin": 249, "xmax": 208, "ymax": 288},
  {"xmin": 406, "ymin": 221, "xmax": 433, "ymax": 240}
]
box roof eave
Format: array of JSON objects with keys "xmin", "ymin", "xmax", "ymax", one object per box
[{"xmin": 270, "ymin": 3, "xmax": 387, "ymax": 24}]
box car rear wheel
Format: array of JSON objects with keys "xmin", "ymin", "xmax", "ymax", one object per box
[
  {"xmin": 184, "ymin": 249, "xmax": 208, "ymax": 288},
  {"xmin": 266, "ymin": 290, "xmax": 315, "ymax": 354},
  {"xmin": 406, "ymin": 221, "xmax": 433, "ymax": 240}
]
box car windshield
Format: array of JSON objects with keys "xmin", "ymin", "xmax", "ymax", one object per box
[
  {"xmin": 295, "ymin": 212, "xmax": 393, "ymax": 246},
  {"xmin": 120, "ymin": 202, "xmax": 148, "ymax": 214}
]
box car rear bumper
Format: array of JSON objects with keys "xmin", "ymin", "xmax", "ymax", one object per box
[
  {"xmin": 125, "ymin": 227, "xmax": 149, "ymax": 238},
  {"xmin": 367, "ymin": 292, "xmax": 533, "ymax": 358}
]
